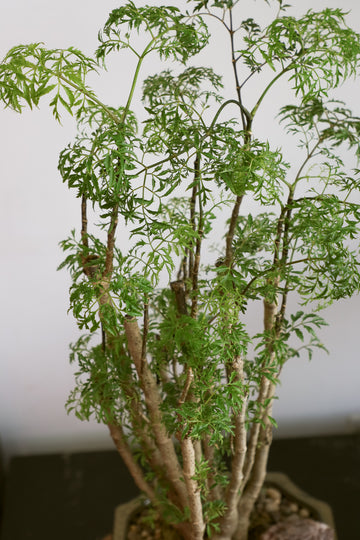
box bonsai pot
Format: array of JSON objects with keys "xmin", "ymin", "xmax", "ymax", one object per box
[{"xmin": 112, "ymin": 472, "xmax": 337, "ymax": 540}]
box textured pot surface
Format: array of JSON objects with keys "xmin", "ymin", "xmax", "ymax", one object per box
[
  {"xmin": 113, "ymin": 473, "xmax": 337, "ymax": 540},
  {"xmin": 265, "ymin": 472, "xmax": 337, "ymax": 539}
]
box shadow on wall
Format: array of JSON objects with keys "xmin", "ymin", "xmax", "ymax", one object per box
[
  {"xmin": 274, "ymin": 414, "xmax": 360, "ymax": 439},
  {"xmin": 0, "ymin": 431, "xmax": 115, "ymax": 469}
]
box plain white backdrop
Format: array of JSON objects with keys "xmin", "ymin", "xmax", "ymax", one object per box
[{"xmin": 1, "ymin": 0, "xmax": 360, "ymax": 461}]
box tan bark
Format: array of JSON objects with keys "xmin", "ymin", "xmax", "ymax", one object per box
[
  {"xmin": 181, "ymin": 437, "xmax": 205, "ymax": 540},
  {"xmin": 108, "ymin": 423, "xmax": 156, "ymax": 502},
  {"xmin": 123, "ymin": 317, "xmax": 188, "ymax": 509},
  {"xmin": 234, "ymin": 287, "xmax": 280, "ymax": 539},
  {"xmin": 202, "ymin": 433, "xmax": 223, "ymax": 501},
  {"xmin": 170, "ymin": 280, "xmax": 188, "ymax": 315},
  {"xmin": 234, "ymin": 382, "xmax": 276, "ymax": 540},
  {"xmin": 120, "ymin": 373, "xmax": 165, "ymax": 477},
  {"xmin": 241, "ymin": 372, "xmax": 270, "ymax": 489},
  {"xmin": 225, "ymin": 195, "xmax": 244, "ymax": 267},
  {"xmin": 214, "ymin": 356, "xmax": 247, "ymax": 539}
]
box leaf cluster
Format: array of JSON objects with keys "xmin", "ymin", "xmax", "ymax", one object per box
[
  {"xmin": 280, "ymin": 98, "xmax": 360, "ymax": 157},
  {"xmin": 59, "ymin": 105, "xmax": 139, "ymax": 217},
  {"xmin": 97, "ymin": 2, "xmax": 209, "ymax": 63},
  {"xmin": 239, "ymin": 9, "xmax": 360, "ymax": 98},
  {"xmin": 0, "ymin": 43, "xmax": 99, "ymax": 121}
]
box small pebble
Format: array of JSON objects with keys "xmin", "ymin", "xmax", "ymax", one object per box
[
  {"xmin": 264, "ymin": 487, "xmax": 282, "ymax": 513},
  {"xmin": 299, "ymin": 507, "xmax": 311, "ymax": 518},
  {"xmin": 265, "ymin": 487, "xmax": 282, "ymax": 502},
  {"xmin": 281, "ymin": 500, "xmax": 299, "ymax": 515}
]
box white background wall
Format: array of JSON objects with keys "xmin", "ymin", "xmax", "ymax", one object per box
[{"xmin": 1, "ymin": 0, "xmax": 360, "ymax": 462}]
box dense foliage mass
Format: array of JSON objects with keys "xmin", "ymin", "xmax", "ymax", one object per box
[{"xmin": 1, "ymin": 1, "xmax": 360, "ymax": 538}]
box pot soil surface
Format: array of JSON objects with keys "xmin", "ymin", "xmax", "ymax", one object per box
[{"xmin": 104, "ymin": 474, "xmax": 335, "ymax": 540}]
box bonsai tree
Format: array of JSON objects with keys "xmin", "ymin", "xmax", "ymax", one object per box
[{"xmin": 1, "ymin": 1, "xmax": 360, "ymax": 538}]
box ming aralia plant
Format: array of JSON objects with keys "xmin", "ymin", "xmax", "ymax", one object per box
[{"xmin": 2, "ymin": 0, "xmax": 360, "ymax": 538}]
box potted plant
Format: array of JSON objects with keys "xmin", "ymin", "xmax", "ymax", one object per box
[{"xmin": 1, "ymin": 0, "xmax": 360, "ymax": 538}]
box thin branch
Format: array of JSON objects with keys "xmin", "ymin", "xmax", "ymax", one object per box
[
  {"xmin": 141, "ymin": 298, "xmax": 149, "ymax": 367},
  {"xmin": 236, "ymin": 381, "xmax": 276, "ymax": 537},
  {"xmin": 178, "ymin": 368, "xmax": 194, "ymax": 407},
  {"xmin": 81, "ymin": 194, "xmax": 89, "ymax": 249},
  {"xmin": 202, "ymin": 434, "xmax": 222, "ymax": 501},
  {"xmin": 171, "ymin": 280, "xmax": 188, "ymax": 315},
  {"xmin": 189, "ymin": 162, "xmax": 198, "ymax": 281},
  {"xmin": 208, "ymin": 98, "xmax": 250, "ymax": 132},
  {"xmin": 242, "ymin": 270, "xmax": 279, "ymax": 490},
  {"xmin": 273, "ymin": 205, "xmax": 286, "ymax": 266},
  {"xmin": 239, "ymin": 61, "xmax": 267, "ymax": 88},
  {"xmin": 103, "ymin": 204, "xmax": 119, "ymax": 278},
  {"xmin": 229, "ymin": 8, "xmax": 248, "ymax": 131},
  {"xmin": 80, "ymin": 195, "xmax": 100, "ymax": 279},
  {"xmin": 139, "ymin": 148, "xmax": 196, "ymax": 176},
  {"xmin": 177, "ymin": 255, "xmax": 188, "ymax": 281},
  {"xmin": 108, "ymin": 423, "xmax": 156, "ymax": 502},
  {"xmin": 225, "ymin": 195, "xmax": 244, "ymax": 267},
  {"xmin": 240, "ymin": 254, "xmax": 323, "ymax": 298},
  {"xmin": 120, "ymin": 38, "xmax": 156, "ymax": 123},
  {"xmin": 251, "ymin": 64, "xmax": 293, "ymax": 118},
  {"xmin": 35, "ymin": 63, "xmax": 122, "ymax": 124},
  {"xmin": 178, "ymin": 91, "xmax": 207, "ymax": 131},
  {"xmin": 293, "ymin": 140, "xmax": 322, "ymax": 187},
  {"xmin": 190, "ymin": 155, "xmax": 204, "ymax": 318},
  {"xmin": 195, "ymin": 11, "xmax": 231, "ymax": 32},
  {"xmin": 217, "ymin": 356, "xmax": 248, "ymax": 538}
]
